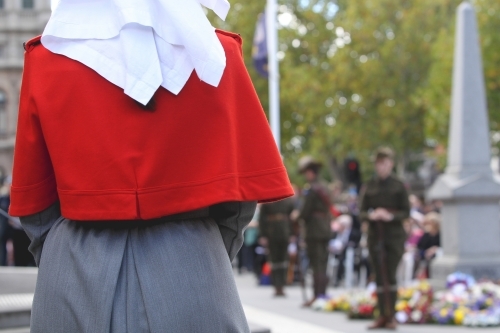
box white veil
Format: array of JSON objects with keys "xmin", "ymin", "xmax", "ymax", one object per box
[{"xmin": 43, "ymin": 0, "xmax": 230, "ymax": 104}]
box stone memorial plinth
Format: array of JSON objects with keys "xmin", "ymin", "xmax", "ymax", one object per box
[{"xmin": 428, "ymin": 1, "xmax": 500, "ymax": 285}]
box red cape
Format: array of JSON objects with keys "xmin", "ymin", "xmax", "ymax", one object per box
[{"xmin": 10, "ymin": 30, "xmax": 293, "ymax": 220}]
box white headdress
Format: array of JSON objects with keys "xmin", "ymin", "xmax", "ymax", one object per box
[{"xmin": 43, "ymin": 0, "xmax": 230, "ymax": 104}]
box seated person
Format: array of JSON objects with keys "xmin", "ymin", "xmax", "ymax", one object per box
[
  {"xmin": 406, "ymin": 211, "xmax": 424, "ymax": 251},
  {"xmin": 415, "ymin": 212, "xmax": 441, "ymax": 278}
]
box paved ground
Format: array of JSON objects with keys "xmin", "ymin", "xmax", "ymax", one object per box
[
  {"xmin": 236, "ymin": 273, "xmax": 499, "ymax": 333},
  {"xmin": 0, "ymin": 328, "xmax": 28, "ymax": 333},
  {"xmin": 0, "ymin": 268, "xmax": 37, "ymax": 295},
  {"xmin": 1, "ymin": 268, "xmax": 499, "ymax": 333}
]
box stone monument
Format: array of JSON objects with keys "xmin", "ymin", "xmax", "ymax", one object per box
[{"xmin": 427, "ymin": 1, "xmax": 500, "ymax": 284}]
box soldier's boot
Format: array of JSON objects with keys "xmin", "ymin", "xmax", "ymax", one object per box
[
  {"xmin": 313, "ymin": 273, "xmax": 319, "ymax": 296},
  {"xmin": 367, "ymin": 316, "xmax": 387, "ymax": 330},
  {"xmin": 384, "ymin": 317, "xmax": 397, "ymax": 330},
  {"xmin": 316, "ymin": 273, "xmax": 329, "ymax": 297},
  {"xmin": 274, "ymin": 286, "xmax": 286, "ymax": 297},
  {"xmin": 302, "ymin": 274, "xmax": 319, "ymax": 307},
  {"xmin": 302, "ymin": 296, "xmax": 317, "ymax": 307},
  {"xmin": 322, "ymin": 274, "xmax": 329, "ymax": 296},
  {"xmin": 384, "ymin": 291, "xmax": 398, "ymax": 330}
]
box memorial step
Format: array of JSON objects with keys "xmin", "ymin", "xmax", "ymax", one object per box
[
  {"xmin": 0, "ymin": 294, "xmax": 32, "ymax": 330},
  {"xmin": 0, "ymin": 328, "xmax": 29, "ymax": 333},
  {"xmin": 0, "ymin": 268, "xmax": 271, "ymax": 332},
  {"xmin": 0, "ymin": 294, "xmax": 270, "ymax": 332}
]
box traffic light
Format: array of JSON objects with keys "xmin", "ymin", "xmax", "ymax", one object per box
[{"xmin": 344, "ymin": 157, "xmax": 361, "ymax": 192}]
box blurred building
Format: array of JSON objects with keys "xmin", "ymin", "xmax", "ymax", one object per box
[{"xmin": 0, "ymin": 0, "xmax": 50, "ymax": 178}]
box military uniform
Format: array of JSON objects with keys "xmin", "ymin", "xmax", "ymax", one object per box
[
  {"xmin": 259, "ymin": 198, "xmax": 295, "ymax": 291},
  {"xmin": 359, "ymin": 175, "xmax": 410, "ymax": 319},
  {"xmin": 299, "ymin": 180, "xmax": 332, "ymax": 298}
]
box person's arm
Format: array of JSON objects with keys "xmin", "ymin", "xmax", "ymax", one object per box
[
  {"xmin": 298, "ymin": 189, "xmax": 315, "ymax": 222},
  {"xmin": 287, "ymin": 200, "xmax": 295, "ymax": 237},
  {"xmin": 210, "ymin": 201, "xmax": 257, "ymax": 262},
  {"xmin": 392, "ymin": 184, "xmax": 411, "ymax": 222},
  {"xmin": 358, "ymin": 185, "xmax": 370, "ymax": 222},
  {"xmin": 19, "ymin": 202, "xmax": 62, "ymax": 267},
  {"xmin": 258, "ymin": 204, "xmax": 268, "ymax": 239},
  {"xmin": 287, "ymin": 198, "xmax": 295, "ymax": 216},
  {"xmin": 417, "ymin": 233, "xmax": 429, "ymax": 260},
  {"xmin": 348, "ymin": 228, "xmax": 362, "ymax": 247}
]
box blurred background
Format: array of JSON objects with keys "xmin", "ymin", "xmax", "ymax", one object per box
[
  {"xmin": 205, "ymin": 0, "xmax": 500, "ymax": 190},
  {"xmin": 0, "ymin": 0, "xmax": 500, "ymax": 191},
  {"xmin": 1, "ymin": 1, "xmax": 500, "ymax": 332},
  {"xmin": 0, "ymin": 1, "xmax": 50, "ymax": 179}
]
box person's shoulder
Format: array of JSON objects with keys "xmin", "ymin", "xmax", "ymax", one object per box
[
  {"xmin": 23, "ymin": 35, "xmax": 55, "ymax": 63},
  {"xmin": 23, "ymin": 35, "xmax": 42, "ymax": 53},
  {"xmin": 302, "ymin": 183, "xmax": 312, "ymax": 196},
  {"xmin": 365, "ymin": 177, "xmax": 378, "ymax": 187},
  {"xmin": 389, "ymin": 175, "xmax": 406, "ymax": 188},
  {"xmin": 279, "ymin": 197, "xmax": 295, "ymax": 209},
  {"xmin": 310, "ymin": 180, "xmax": 329, "ymax": 195},
  {"xmin": 21, "ymin": 36, "xmax": 52, "ymax": 80},
  {"xmin": 319, "ymin": 179, "xmax": 329, "ymax": 188},
  {"xmin": 215, "ymin": 29, "xmax": 243, "ymax": 56},
  {"xmin": 215, "ymin": 29, "xmax": 242, "ymax": 45},
  {"xmin": 310, "ymin": 179, "xmax": 327, "ymax": 188}
]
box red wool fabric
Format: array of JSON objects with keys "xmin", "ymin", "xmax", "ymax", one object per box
[{"xmin": 10, "ymin": 30, "xmax": 293, "ymax": 220}]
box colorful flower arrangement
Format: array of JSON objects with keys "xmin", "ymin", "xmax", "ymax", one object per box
[
  {"xmin": 347, "ymin": 291, "xmax": 377, "ymax": 319},
  {"xmin": 311, "ymin": 289, "xmax": 376, "ymax": 318},
  {"xmin": 394, "ymin": 280, "xmax": 433, "ymax": 324},
  {"xmin": 308, "ymin": 272, "xmax": 500, "ymax": 327},
  {"xmin": 327, "ymin": 294, "xmax": 352, "ymax": 312},
  {"xmin": 429, "ymin": 273, "xmax": 500, "ymax": 327}
]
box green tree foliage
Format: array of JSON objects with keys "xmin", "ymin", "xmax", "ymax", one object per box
[
  {"xmin": 208, "ymin": 1, "xmax": 270, "ymax": 114},
  {"xmin": 210, "ymin": 0, "xmax": 500, "ymax": 182},
  {"xmin": 418, "ymin": 0, "xmax": 500, "ymax": 158},
  {"xmin": 280, "ymin": 0, "xmax": 440, "ymax": 178}
]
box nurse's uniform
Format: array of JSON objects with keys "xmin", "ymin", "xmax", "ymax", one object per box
[{"xmin": 9, "ymin": 1, "xmax": 293, "ymax": 332}]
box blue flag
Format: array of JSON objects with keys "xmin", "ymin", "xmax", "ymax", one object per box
[{"xmin": 252, "ymin": 12, "xmax": 268, "ymax": 78}]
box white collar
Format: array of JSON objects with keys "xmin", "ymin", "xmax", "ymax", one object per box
[{"xmin": 43, "ymin": 0, "xmax": 230, "ymax": 104}]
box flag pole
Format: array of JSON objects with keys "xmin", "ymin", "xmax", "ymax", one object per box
[{"xmin": 266, "ymin": 0, "xmax": 280, "ymax": 152}]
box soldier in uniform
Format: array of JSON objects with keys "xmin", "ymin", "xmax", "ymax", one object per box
[
  {"xmin": 360, "ymin": 148, "xmax": 410, "ymax": 330},
  {"xmin": 259, "ymin": 197, "xmax": 295, "ymax": 296},
  {"xmin": 297, "ymin": 156, "xmax": 332, "ymax": 307}
]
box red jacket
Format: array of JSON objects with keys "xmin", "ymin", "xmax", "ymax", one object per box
[{"xmin": 9, "ymin": 30, "xmax": 293, "ymax": 220}]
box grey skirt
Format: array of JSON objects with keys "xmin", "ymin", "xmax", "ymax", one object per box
[{"xmin": 21, "ymin": 202, "xmax": 256, "ymax": 333}]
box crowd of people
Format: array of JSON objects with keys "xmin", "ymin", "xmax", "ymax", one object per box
[
  {"xmin": 403, "ymin": 195, "xmax": 442, "ymax": 281},
  {"xmin": 236, "ymin": 147, "xmax": 443, "ymax": 330},
  {"xmin": 1, "ymin": 145, "xmax": 443, "ymax": 330}
]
